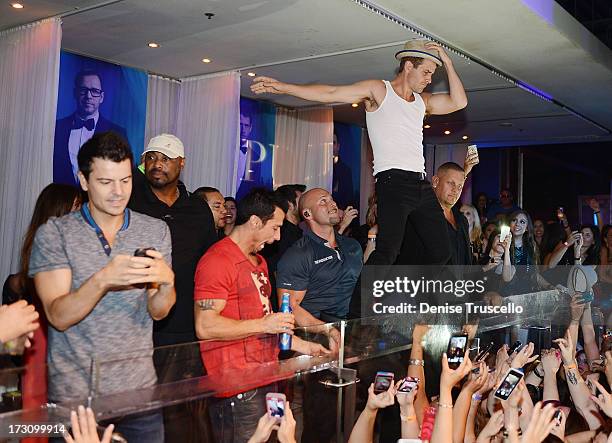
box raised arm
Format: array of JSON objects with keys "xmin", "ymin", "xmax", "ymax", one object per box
[
  {"xmin": 431, "ymin": 353, "xmax": 472, "ymax": 443},
  {"xmin": 348, "ymin": 382, "xmax": 396, "ymax": 443},
  {"xmin": 555, "ymin": 332, "xmax": 603, "ymax": 430},
  {"xmin": 421, "ymin": 43, "xmax": 468, "ymax": 115},
  {"xmin": 251, "ymin": 76, "xmax": 384, "ymax": 105},
  {"xmin": 408, "ymin": 325, "xmax": 430, "ymax": 423}
]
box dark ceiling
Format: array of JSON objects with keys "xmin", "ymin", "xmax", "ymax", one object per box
[{"xmin": 555, "ymin": 0, "xmax": 612, "ymax": 50}]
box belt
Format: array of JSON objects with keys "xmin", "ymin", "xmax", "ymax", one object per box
[{"xmin": 376, "ymin": 169, "xmax": 426, "ymax": 181}]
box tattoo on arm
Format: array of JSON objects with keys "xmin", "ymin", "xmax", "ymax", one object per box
[
  {"xmin": 197, "ymin": 300, "xmax": 216, "ymax": 311},
  {"xmin": 567, "ymin": 370, "xmax": 578, "ymax": 385}
]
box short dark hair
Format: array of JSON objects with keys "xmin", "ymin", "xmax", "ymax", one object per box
[
  {"xmin": 78, "ymin": 131, "xmax": 133, "ymax": 180},
  {"xmin": 436, "ymin": 162, "xmax": 464, "ymax": 175},
  {"xmin": 289, "ymin": 184, "xmax": 306, "ymax": 193},
  {"xmin": 236, "ymin": 188, "xmax": 283, "ymax": 226},
  {"xmin": 399, "ymin": 56, "xmax": 425, "ymax": 72},
  {"xmin": 194, "ymin": 186, "xmax": 221, "ymax": 202},
  {"xmin": 74, "ymin": 69, "xmax": 102, "ymax": 89},
  {"xmin": 274, "ymin": 184, "xmax": 303, "ymax": 212},
  {"xmin": 224, "ymin": 196, "xmax": 236, "ymax": 204}
]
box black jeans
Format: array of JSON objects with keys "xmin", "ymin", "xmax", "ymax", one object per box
[
  {"xmin": 208, "ymin": 384, "xmax": 278, "ymax": 443},
  {"xmin": 366, "ymin": 169, "xmax": 450, "ymax": 266},
  {"xmin": 153, "ymin": 340, "xmax": 213, "ymax": 443}
]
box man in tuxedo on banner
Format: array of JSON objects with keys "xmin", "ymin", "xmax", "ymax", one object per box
[
  {"xmin": 236, "ymin": 110, "xmax": 265, "ymax": 200},
  {"xmin": 53, "ymin": 69, "xmax": 127, "ymax": 186}
]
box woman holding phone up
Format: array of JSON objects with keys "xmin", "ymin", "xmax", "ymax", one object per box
[{"xmin": 501, "ymin": 210, "xmax": 554, "ymax": 296}]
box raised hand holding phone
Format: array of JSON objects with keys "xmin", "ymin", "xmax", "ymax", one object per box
[
  {"xmin": 446, "ymin": 333, "xmax": 469, "ymax": 369},
  {"xmin": 494, "ymin": 368, "xmax": 524, "ymax": 400}
]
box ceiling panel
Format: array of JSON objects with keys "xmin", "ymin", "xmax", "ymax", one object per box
[
  {"xmin": 0, "ymin": 0, "xmax": 99, "ymax": 30},
  {"xmin": 60, "ymin": 0, "xmax": 414, "ymax": 77}
]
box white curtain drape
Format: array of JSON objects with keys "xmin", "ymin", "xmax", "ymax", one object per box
[
  {"xmin": 273, "ymin": 107, "xmax": 333, "ymax": 191},
  {"xmin": 176, "ymin": 71, "xmax": 240, "ymax": 195},
  {"xmin": 145, "ymin": 75, "xmax": 181, "ymax": 145},
  {"xmin": 0, "ymin": 19, "xmax": 61, "ymax": 280}
]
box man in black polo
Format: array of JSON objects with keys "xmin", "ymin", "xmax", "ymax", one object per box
[
  {"xmin": 261, "ymin": 184, "xmax": 305, "ymax": 309},
  {"xmin": 276, "ymin": 188, "xmax": 362, "ymax": 443},
  {"xmin": 128, "ymin": 133, "xmax": 217, "ymax": 442}
]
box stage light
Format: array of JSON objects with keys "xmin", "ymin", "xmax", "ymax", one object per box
[
  {"xmin": 247, "ymin": 72, "xmax": 256, "ymax": 77},
  {"xmin": 462, "ymin": 135, "xmax": 468, "ymax": 140},
  {"xmin": 148, "ymin": 42, "xmax": 160, "ymax": 48},
  {"xmin": 444, "ymin": 130, "xmax": 451, "ymax": 135},
  {"xmin": 202, "ymin": 58, "xmax": 211, "ymax": 63},
  {"xmin": 424, "ymin": 124, "xmax": 431, "ymax": 129},
  {"xmin": 351, "ymin": 103, "xmax": 358, "ymax": 108},
  {"xmin": 11, "ymin": 3, "xmax": 24, "ymax": 8}
]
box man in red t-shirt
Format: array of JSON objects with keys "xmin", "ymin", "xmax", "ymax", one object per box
[{"xmin": 194, "ymin": 188, "xmax": 329, "ymax": 442}]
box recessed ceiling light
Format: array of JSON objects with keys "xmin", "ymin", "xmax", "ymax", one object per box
[
  {"xmin": 148, "ymin": 42, "xmax": 160, "ymax": 48},
  {"xmin": 247, "ymin": 72, "xmax": 256, "ymax": 77},
  {"xmin": 499, "ymin": 122, "xmax": 513, "ymax": 127},
  {"xmin": 11, "ymin": 2, "xmax": 24, "ymax": 8},
  {"xmin": 202, "ymin": 58, "xmax": 211, "ymax": 63},
  {"xmin": 462, "ymin": 135, "xmax": 468, "ymax": 140},
  {"xmin": 351, "ymin": 103, "xmax": 359, "ymax": 108},
  {"xmin": 444, "ymin": 130, "xmax": 451, "ymax": 135},
  {"xmin": 424, "ymin": 124, "xmax": 431, "ymax": 129}
]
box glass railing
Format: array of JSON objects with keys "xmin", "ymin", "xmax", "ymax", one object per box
[{"xmin": 0, "ymin": 282, "xmax": 608, "ymax": 441}]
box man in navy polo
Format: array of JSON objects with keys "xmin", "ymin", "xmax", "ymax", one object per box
[
  {"xmin": 276, "ymin": 188, "xmax": 363, "ymax": 326},
  {"xmin": 276, "ymin": 188, "xmax": 362, "ymax": 443}
]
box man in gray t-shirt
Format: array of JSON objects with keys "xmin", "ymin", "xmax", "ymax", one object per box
[{"xmin": 29, "ymin": 132, "xmax": 175, "ymax": 442}]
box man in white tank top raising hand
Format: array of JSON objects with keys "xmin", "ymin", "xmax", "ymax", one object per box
[{"xmin": 251, "ymin": 39, "xmax": 474, "ymax": 267}]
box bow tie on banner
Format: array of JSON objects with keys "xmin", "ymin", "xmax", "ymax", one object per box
[
  {"xmin": 240, "ymin": 143, "xmax": 248, "ymax": 154},
  {"xmin": 73, "ymin": 118, "xmax": 95, "ymax": 131}
]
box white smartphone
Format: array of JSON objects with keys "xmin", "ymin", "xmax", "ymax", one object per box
[
  {"xmin": 500, "ymin": 225, "xmax": 510, "ymax": 243},
  {"xmin": 266, "ymin": 392, "xmax": 286, "ymax": 421},
  {"xmin": 494, "ymin": 368, "xmax": 524, "ymax": 400},
  {"xmin": 467, "ymin": 144, "xmax": 478, "ymax": 156}
]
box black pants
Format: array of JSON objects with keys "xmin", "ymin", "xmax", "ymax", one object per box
[
  {"xmin": 153, "ymin": 335, "xmax": 213, "ymax": 443},
  {"xmin": 366, "ymin": 169, "xmax": 450, "ymax": 266},
  {"xmin": 208, "ymin": 384, "xmax": 278, "ymax": 443}
]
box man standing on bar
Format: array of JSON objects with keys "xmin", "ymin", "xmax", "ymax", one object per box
[{"xmin": 252, "ymin": 39, "xmax": 475, "ymax": 266}]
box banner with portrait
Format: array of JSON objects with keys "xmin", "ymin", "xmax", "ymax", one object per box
[
  {"xmin": 53, "ymin": 51, "xmax": 148, "ymax": 186},
  {"xmin": 332, "ymin": 122, "xmax": 362, "ymax": 210},
  {"xmin": 236, "ymin": 97, "xmax": 276, "ymax": 200}
]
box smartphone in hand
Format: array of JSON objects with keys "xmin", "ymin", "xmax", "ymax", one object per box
[
  {"xmin": 397, "ymin": 376, "xmax": 419, "ymax": 394},
  {"xmin": 373, "ymin": 371, "xmax": 394, "ymax": 394},
  {"xmin": 447, "ymin": 333, "xmax": 469, "ymax": 369},
  {"xmin": 266, "ymin": 392, "xmax": 286, "ymax": 421},
  {"xmin": 494, "ymin": 368, "xmax": 524, "ymax": 400}
]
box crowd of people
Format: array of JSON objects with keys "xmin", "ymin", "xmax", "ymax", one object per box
[{"xmin": 0, "ymin": 37, "xmax": 610, "ymax": 443}]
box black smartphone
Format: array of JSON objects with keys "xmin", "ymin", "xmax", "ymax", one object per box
[
  {"xmin": 134, "ymin": 247, "xmax": 156, "ymax": 257},
  {"xmin": 447, "ymin": 333, "xmax": 469, "ymax": 369},
  {"xmin": 508, "ymin": 340, "xmax": 522, "ymax": 354},
  {"xmin": 476, "ymin": 341, "xmax": 494, "ymax": 362},
  {"xmin": 373, "ymin": 371, "xmax": 394, "ymax": 394},
  {"xmin": 494, "ymin": 368, "xmax": 524, "ymax": 400}
]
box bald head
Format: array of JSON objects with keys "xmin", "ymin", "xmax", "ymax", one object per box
[{"xmin": 299, "ymin": 188, "xmax": 340, "ymax": 227}]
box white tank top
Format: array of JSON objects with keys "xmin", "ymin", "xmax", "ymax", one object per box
[{"xmin": 365, "ymin": 80, "xmax": 426, "ymax": 175}]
